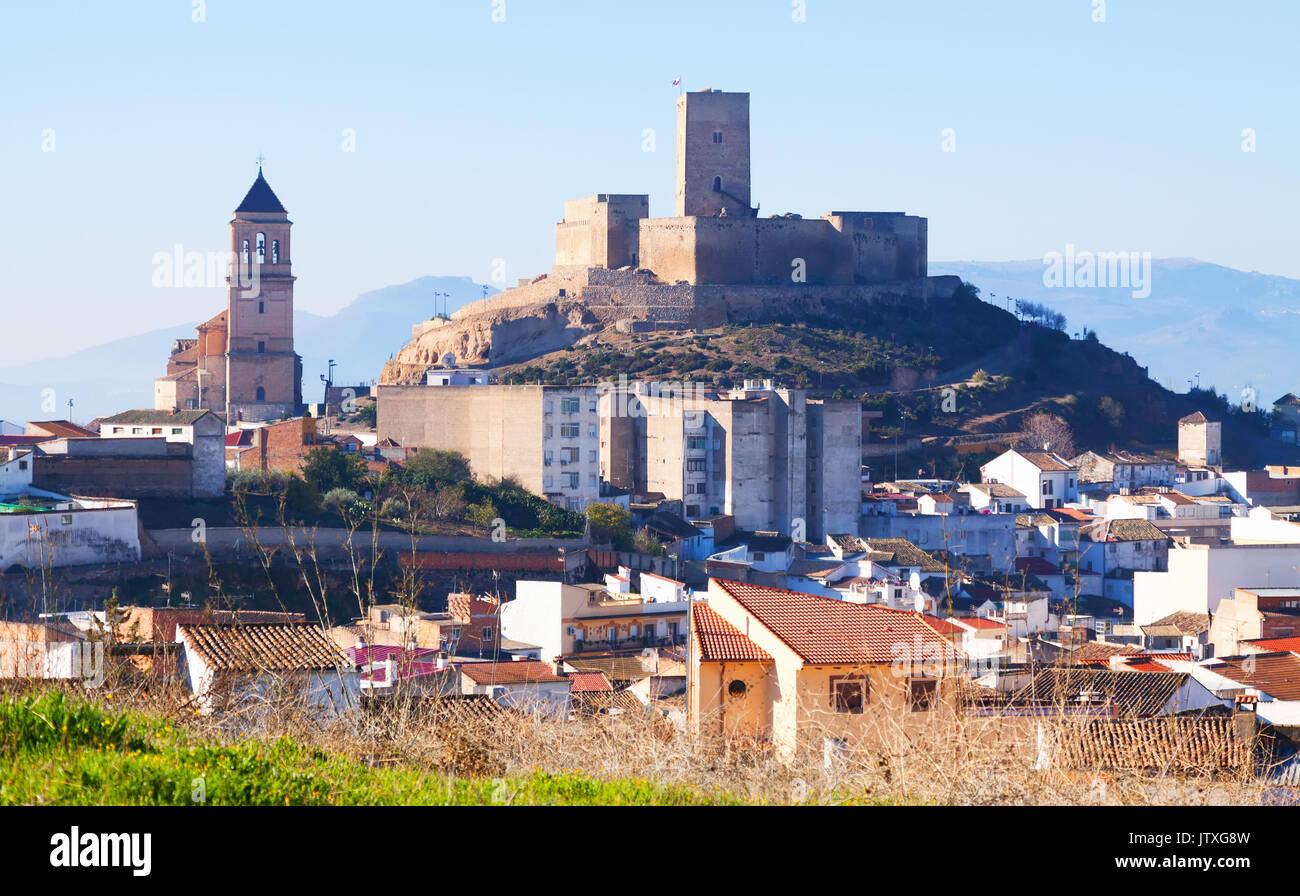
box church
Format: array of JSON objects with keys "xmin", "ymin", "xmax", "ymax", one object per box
[{"xmin": 154, "ymin": 168, "xmax": 303, "ymax": 423}]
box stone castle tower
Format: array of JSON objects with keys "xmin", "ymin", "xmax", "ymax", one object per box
[
  {"xmin": 224, "ymin": 169, "xmax": 302, "ymax": 422},
  {"xmin": 674, "ymin": 89, "xmax": 753, "ymax": 217}
]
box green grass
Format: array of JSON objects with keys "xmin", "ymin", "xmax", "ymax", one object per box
[{"xmin": 0, "ymin": 691, "xmax": 742, "ymax": 806}]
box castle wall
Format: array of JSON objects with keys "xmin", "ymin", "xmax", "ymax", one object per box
[
  {"xmin": 554, "ymin": 194, "xmax": 649, "ymax": 269},
  {"xmin": 638, "ymin": 217, "xmax": 855, "ymax": 286}
]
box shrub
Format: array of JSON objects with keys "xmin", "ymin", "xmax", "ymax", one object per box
[{"xmin": 322, "ymin": 488, "xmax": 361, "ymax": 514}]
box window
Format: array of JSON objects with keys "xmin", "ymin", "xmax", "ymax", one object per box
[
  {"xmin": 171, "ymin": 428, "xmax": 183, "ymax": 435},
  {"xmin": 1042, "ymin": 479, "xmax": 1053, "ymax": 495},
  {"xmin": 687, "ymin": 459, "xmax": 706, "ymax": 472},
  {"xmin": 150, "ymin": 428, "xmax": 162, "ymax": 435},
  {"xmin": 564, "ymin": 472, "xmax": 579, "ymax": 489},
  {"xmin": 271, "ymin": 239, "xmax": 280, "ymax": 264},
  {"xmin": 257, "ymin": 341, "xmax": 266, "ymax": 353},
  {"xmin": 831, "ymin": 676, "xmax": 867, "ymax": 713},
  {"xmin": 544, "ymin": 424, "xmax": 553, "ymax": 438},
  {"xmin": 588, "ymin": 424, "xmax": 597, "ymax": 438},
  {"xmin": 687, "ymin": 436, "xmax": 707, "ymax": 450},
  {"xmin": 560, "ymin": 423, "xmax": 580, "ymax": 438},
  {"xmin": 255, "ymin": 232, "xmax": 266, "ymax": 264},
  {"xmin": 728, "ymin": 679, "xmax": 747, "ymax": 697},
  {"xmin": 589, "ymin": 450, "xmax": 597, "ymax": 462},
  {"xmin": 562, "ymin": 447, "xmax": 579, "ymax": 464},
  {"xmin": 712, "ymin": 130, "xmax": 723, "ymax": 144},
  {"xmin": 61, "ymin": 514, "xmax": 74, "ymax": 526},
  {"xmin": 241, "ymin": 239, "xmax": 250, "ymax": 263},
  {"xmin": 543, "ymin": 451, "xmax": 553, "ymax": 467},
  {"xmin": 255, "ymin": 386, "xmax": 266, "ymax": 401},
  {"xmin": 712, "ymin": 175, "xmax": 722, "ymax": 192},
  {"xmin": 17, "ymin": 460, "xmax": 27, "ymax": 471},
  {"xmin": 481, "ymin": 626, "xmax": 494, "ymax": 642},
  {"xmin": 258, "ymin": 301, "xmax": 264, "ymax": 314},
  {"xmin": 909, "ymin": 677, "xmax": 937, "ymax": 712},
  {"xmin": 560, "ymin": 397, "xmax": 580, "ymax": 414},
  {"xmin": 686, "ymin": 505, "xmax": 700, "ymax": 517}
]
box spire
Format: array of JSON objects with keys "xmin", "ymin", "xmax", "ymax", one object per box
[{"xmin": 235, "ymin": 165, "xmax": 286, "ymax": 214}]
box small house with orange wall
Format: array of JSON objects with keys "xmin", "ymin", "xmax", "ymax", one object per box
[{"xmin": 689, "ymin": 578, "xmax": 964, "ymax": 758}]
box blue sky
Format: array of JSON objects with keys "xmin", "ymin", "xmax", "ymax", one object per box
[{"xmin": 2, "ymin": 0, "xmax": 1297, "ymax": 365}]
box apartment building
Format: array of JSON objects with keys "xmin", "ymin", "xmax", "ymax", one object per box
[
  {"xmin": 600, "ymin": 379, "xmax": 860, "ymax": 540},
  {"xmin": 377, "ymin": 383, "xmax": 600, "ymax": 511}
]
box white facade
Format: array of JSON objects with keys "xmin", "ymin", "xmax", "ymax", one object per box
[
  {"xmin": 0, "ymin": 497, "xmax": 140, "ymax": 570},
  {"xmin": 1133, "ymin": 542, "xmax": 1300, "ymax": 625},
  {"xmin": 542, "ymin": 387, "xmax": 601, "ymax": 512},
  {"xmin": 0, "ymin": 449, "xmax": 34, "ymax": 497},
  {"xmin": 981, "ymin": 450, "xmax": 1078, "ymax": 510}
]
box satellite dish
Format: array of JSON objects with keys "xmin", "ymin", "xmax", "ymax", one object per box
[
  {"xmin": 909, "ymin": 571, "xmax": 921, "ymax": 591},
  {"xmin": 441, "ymin": 353, "xmax": 456, "ymax": 368},
  {"xmin": 913, "ymin": 592, "xmax": 926, "ymax": 613}
]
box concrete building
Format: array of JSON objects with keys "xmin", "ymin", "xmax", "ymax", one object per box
[
  {"xmin": 96, "ymin": 409, "xmax": 225, "ymax": 497},
  {"xmin": 600, "ymin": 379, "xmax": 859, "ymax": 540},
  {"xmin": 155, "ymin": 168, "xmax": 303, "ymax": 422},
  {"xmin": 377, "ymin": 383, "xmax": 600, "ymax": 511},
  {"xmin": 0, "ymin": 495, "xmax": 140, "ymax": 570},
  {"xmin": 1208, "ymin": 587, "xmax": 1300, "ymax": 656},
  {"xmin": 1133, "ymin": 542, "xmax": 1300, "ymax": 626},
  {"xmin": 859, "ymin": 510, "xmax": 1016, "ymax": 574},
  {"xmin": 980, "ymin": 449, "xmax": 1078, "ymax": 510},
  {"xmin": 33, "ymin": 437, "xmax": 218, "ymax": 499},
  {"xmin": 1177, "ymin": 411, "xmax": 1221, "ymax": 467}
]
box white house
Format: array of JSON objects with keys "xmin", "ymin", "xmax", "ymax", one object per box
[
  {"xmin": 981, "ymin": 449, "xmax": 1078, "ymax": 510},
  {"xmin": 0, "ymin": 448, "xmax": 34, "ymax": 497},
  {"xmin": 960, "ymin": 482, "xmax": 1030, "ymax": 514}
]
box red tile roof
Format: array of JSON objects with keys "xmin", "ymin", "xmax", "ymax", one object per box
[
  {"xmin": 460, "ymin": 660, "xmax": 568, "ymax": 685},
  {"xmin": 1245, "ymin": 636, "xmax": 1300, "ymax": 654},
  {"xmin": 712, "ymin": 579, "xmax": 962, "ymax": 667},
  {"xmin": 1014, "ymin": 556, "xmax": 1061, "ymax": 576},
  {"xmin": 567, "ymin": 671, "xmax": 614, "ymax": 693},
  {"xmin": 955, "ymin": 616, "xmax": 1006, "ymax": 631},
  {"xmin": 692, "ymin": 603, "xmax": 773, "ymax": 662}
]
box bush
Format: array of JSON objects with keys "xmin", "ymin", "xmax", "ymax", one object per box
[
  {"xmin": 322, "ymin": 488, "xmax": 361, "ymax": 514},
  {"xmin": 380, "ymin": 497, "xmax": 409, "ymax": 520}
]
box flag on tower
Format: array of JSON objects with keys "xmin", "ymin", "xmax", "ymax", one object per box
[{"xmin": 671, "ymin": 76, "xmax": 680, "ymax": 87}]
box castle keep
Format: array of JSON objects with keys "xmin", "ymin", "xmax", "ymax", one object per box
[
  {"xmin": 155, "ymin": 169, "xmax": 303, "ymax": 422},
  {"xmin": 383, "ymin": 88, "xmax": 952, "ymax": 382}
]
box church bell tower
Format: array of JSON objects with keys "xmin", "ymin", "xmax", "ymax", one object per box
[{"xmin": 224, "ymin": 166, "xmax": 302, "ymax": 422}]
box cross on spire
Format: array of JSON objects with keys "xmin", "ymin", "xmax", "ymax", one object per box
[{"xmin": 256, "ymin": 153, "xmax": 265, "ymax": 172}]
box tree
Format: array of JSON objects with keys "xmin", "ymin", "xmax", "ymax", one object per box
[
  {"xmin": 1098, "ymin": 396, "xmax": 1125, "ymax": 429},
  {"xmin": 466, "ymin": 499, "xmax": 500, "ymax": 529},
  {"xmin": 586, "ymin": 502, "xmax": 633, "ymax": 551},
  {"xmin": 404, "ymin": 449, "xmax": 472, "ymax": 487},
  {"xmin": 1018, "ymin": 411, "xmax": 1076, "ymax": 458},
  {"xmin": 430, "ymin": 484, "xmax": 467, "ymax": 521},
  {"xmin": 301, "ymin": 447, "xmax": 368, "ymax": 494}
]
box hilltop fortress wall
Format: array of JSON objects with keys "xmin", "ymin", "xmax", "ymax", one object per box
[{"xmin": 381, "ymin": 89, "xmax": 954, "ymax": 385}]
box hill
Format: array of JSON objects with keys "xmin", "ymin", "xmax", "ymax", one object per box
[
  {"xmin": 483, "ymin": 280, "xmax": 1290, "ymax": 472},
  {"xmin": 931, "ymin": 258, "xmax": 1300, "ymax": 408}
]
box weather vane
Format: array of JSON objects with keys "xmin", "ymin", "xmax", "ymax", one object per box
[{"xmin": 256, "ymin": 153, "xmax": 265, "ymax": 171}]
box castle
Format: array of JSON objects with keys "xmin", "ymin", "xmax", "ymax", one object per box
[
  {"xmin": 154, "ymin": 169, "xmax": 303, "ymax": 422},
  {"xmin": 383, "ymin": 89, "xmax": 952, "ymax": 383}
]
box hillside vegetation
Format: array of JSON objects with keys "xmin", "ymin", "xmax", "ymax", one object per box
[{"xmin": 494, "ymin": 282, "xmax": 1282, "ymax": 469}]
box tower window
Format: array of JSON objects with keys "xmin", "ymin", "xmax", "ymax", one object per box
[
  {"xmin": 255, "ymin": 233, "xmax": 266, "ymax": 264},
  {"xmin": 712, "ymin": 176, "xmax": 722, "ymax": 192},
  {"xmin": 241, "ymin": 239, "xmax": 250, "ymax": 263},
  {"xmin": 712, "ymin": 130, "xmax": 722, "ymax": 144},
  {"xmin": 255, "ymin": 387, "xmax": 266, "ymax": 402},
  {"xmin": 257, "ymin": 340, "xmax": 265, "ymax": 353},
  {"xmin": 258, "ymin": 301, "xmax": 264, "ymax": 314},
  {"xmin": 271, "ymin": 240, "xmax": 280, "ymax": 264}
]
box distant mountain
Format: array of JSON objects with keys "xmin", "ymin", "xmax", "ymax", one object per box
[
  {"xmin": 0, "ymin": 276, "xmax": 494, "ymax": 422},
  {"xmin": 930, "ymin": 258, "xmax": 1300, "ymax": 409}
]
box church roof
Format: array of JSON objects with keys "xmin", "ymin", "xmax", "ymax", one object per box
[{"xmin": 235, "ymin": 169, "xmax": 286, "ymax": 214}]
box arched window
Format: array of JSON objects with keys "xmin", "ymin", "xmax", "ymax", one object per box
[
  {"xmin": 255, "ymin": 233, "xmax": 266, "ymax": 264},
  {"xmin": 241, "ymin": 239, "xmax": 250, "ymax": 264},
  {"xmin": 255, "ymin": 386, "xmax": 266, "ymax": 402},
  {"xmin": 712, "ymin": 176, "xmax": 722, "ymax": 192},
  {"xmin": 271, "ymin": 239, "xmax": 280, "ymax": 264}
]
